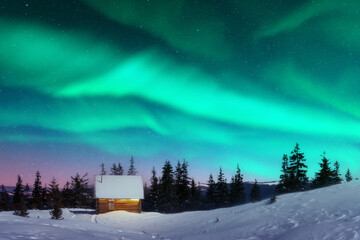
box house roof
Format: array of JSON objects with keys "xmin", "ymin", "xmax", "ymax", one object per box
[{"xmin": 94, "ymin": 175, "xmax": 144, "ymax": 199}]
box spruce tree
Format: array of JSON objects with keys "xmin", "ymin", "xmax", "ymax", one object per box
[
  {"xmin": 189, "ymin": 178, "xmax": 200, "ymax": 210},
  {"xmin": 100, "ymin": 163, "xmax": 106, "ymax": 175},
  {"xmin": 158, "ymin": 161, "xmax": 175, "ymax": 212},
  {"xmin": 147, "ymin": 167, "xmax": 160, "ymax": 211},
  {"xmin": 13, "ymin": 175, "xmax": 29, "ymax": 217},
  {"xmin": 49, "ymin": 177, "xmax": 63, "ymax": 220},
  {"xmin": 110, "ymin": 163, "xmax": 124, "ymax": 175},
  {"xmin": 117, "ymin": 163, "xmax": 124, "ymax": 175},
  {"xmin": 32, "ymin": 171, "xmax": 43, "ymax": 209},
  {"xmin": 24, "ymin": 184, "xmax": 31, "ymax": 209},
  {"xmin": 206, "ymin": 173, "xmax": 216, "ymax": 209},
  {"xmin": 332, "ymin": 161, "xmax": 342, "ymax": 184},
  {"xmin": 229, "ymin": 164, "xmax": 245, "ymax": 205},
  {"xmin": 41, "ymin": 185, "xmax": 48, "ymax": 209},
  {"xmin": 288, "ymin": 143, "xmax": 308, "ymax": 191},
  {"xmin": 313, "ymin": 152, "xmax": 334, "ymax": 187},
  {"xmin": 174, "ymin": 160, "xmax": 190, "ymax": 211},
  {"xmin": 345, "ymin": 168, "xmax": 353, "ymax": 182},
  {"xmin": 174, "ymin": 161, "xmax": 183, "ymax": 211},
  {"xmin": 70, "ymin": 173, "xmax": 89, "ymax": 208},
  {"xmin": 250, "ymin": 179, "xmax": 261, "ymax": 202},
  {"xmin": 277, "ymin": 154, "xmax": 290, "ymax": 193},
  {"xmin": 61, "ymin": 181, "xmax": 72, "ymax": 208},
  {"xmin": 216, "ymin": 167, "xmax": 228, "ymax": 206},
  {"xmin": 13, "ymin": 175, "xmax": 24, "ymax": 211},
  {"xmin": 127, "ymin": 156, "xmax": 137, "ymax": 175},
  {"xmin": 110, "ymin": 163, "xmax": 118, "ymax": 175},
  {"xmin": 181, "ymin": 160, "xmax": 190, "ymax": 203},
  {"xmin": 0, "ymin": 185, "xmax": 10, "ymax": 211}
]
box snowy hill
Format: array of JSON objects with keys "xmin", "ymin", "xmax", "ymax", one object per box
[{"xmin": 1, "ymin": 182, "xmax": 359, "ymax": 240}]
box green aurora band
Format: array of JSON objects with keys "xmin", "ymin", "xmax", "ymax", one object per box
[{"xmin": 0, "ymin": 0, "xmax": 359, "ymax": 185}]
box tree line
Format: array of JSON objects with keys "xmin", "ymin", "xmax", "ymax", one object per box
[
  {"xmin": 277, "ymin": 143, "xmax": 354, "ymax": 193},
  {"xmin": 0, "ymin": 172, "xmax": 91, "ymax": 219},
  {"xmin": 0, "ymin": 145, "xmax": 355, "ymax": 216},
  {"xmin": 143, "ymin": 143, "xmax": 354, "ymax": 213},
  {"xmin": 143, "ymin": 160, "xmax": 261, "ymax": 213},
  {"xmin": 0, "ymin": 156, "xmax": 139, "ymax": 218}
]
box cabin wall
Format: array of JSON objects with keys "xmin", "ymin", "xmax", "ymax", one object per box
[{"xmin": 96, "ymin": 199, "xmax": 141, "ymax": 214}]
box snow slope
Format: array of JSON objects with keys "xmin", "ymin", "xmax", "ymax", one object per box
[{"xmin": 1, "ymin": 182, "xmax": 359, "ymax": 240}]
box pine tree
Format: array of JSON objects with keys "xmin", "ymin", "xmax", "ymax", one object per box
[
  {"xmin": 345, "ymin": 168, "xmax": 353, "ymax": 182},
  {"xmin": 13, "ymin": 175, "xmax": 24, "ymax": 211},
  {"xmin": 70, "ymin": 173, "xmax": 89, "ymax": 208},
  {"xmin": 127, "ymin": 156, "xmax": 137, "ymax": 175},
  {"xmin": 158, "ymin": 161, "xmax": 175, "ymax": 212},
  {"xmin": 61, "ymin": 181, "xmax": 72, "ymax": 208},
  {"xmin": 288, "ymin": 143, "xmax": 308, "ymax": 191},
  {"xmin": 174, "ymin": 161, "xmax": 182, "ymax": 211},
  {"xmin": 313, "ymin": 152, "xmax": 334, "ymax": 187},
  {"xmin": 117, "ymin": 163, "xmax": 124, "ymax": 175},
  {"xmin": 110, "ymin": 163, "xmax": 124, "ymax": 175},
  {"xmin": 189, "ymin": 178, "xmax": 200, "ymax": 210},
  {"xmin": 32, "ymin": 171, "xmax": 43, "ymax": 209},
  {"xmin": 41, "ymin": 185, "xmax": 48, "ymax": 209},
  {"xmin": 24, "ymin": 184, "xmax": 31, "ymax": 209},
  {"xmin": 332, "ymin": 161, "xmax": 342, "ymax": 184},
  {"xmin": 110, "ymin": 163, "xmax": 117, "ymax": 175},
  {"xmin": 181, "ymin": 160, "xmax": 190, "ymax": 203},
  {"xmin": 13, "ymin": 175, "xmax": 29, "ymax": 217},
  {"xmin": 49, "ymin": 177, "xmax": 63, "ymax": 220},
  {"xmin": 277, "ymin": 154, "xmax": 290, "ymax": 193},
  {"xmin": 0, "ymin": 185, "xmax": 10, "ymax": 211},
  {"xmin": 100, "ymin": 163, "xmax": 106, "ymax": 175},
  {"xmin": 174, "ymin": 160, "xmax": 190, "ymax": 211},
  {"xmin": 250, "ymin": 179, "xmax": 261, "ymax": 202},
  {"xmin": 206, "ymin": 173, "xmax": 216, "ymax": 209},
  {"xmin": 216, "ymin": 167, "xmax": 228, "ymax": 206},
  {"xmin": 229, "ymin": 164, "xmax": 245, "ymax": 205},
  {"xmin": 147, "ymin": 167, "xmax": 160, "ymax": 211}
]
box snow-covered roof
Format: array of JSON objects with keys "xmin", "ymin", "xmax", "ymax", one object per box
[{"xmin": 94, "ymin": 175, "xmax": 144, "ymax": 199}]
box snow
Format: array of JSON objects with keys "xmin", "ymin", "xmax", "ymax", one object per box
[
  {"xmin": 1, "ymin": 182, "xmax": 360, "ymax": 240},
  {"xmin": 95, "ymin": 175, "xmax": 144, "ymax": 199}
]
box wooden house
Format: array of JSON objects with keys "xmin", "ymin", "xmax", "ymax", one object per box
[{"xmin": 94, "ymin": 175, "xmax": 144, "ymax": 214}]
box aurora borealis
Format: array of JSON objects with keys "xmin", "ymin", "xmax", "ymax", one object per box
[{"xmin": 1, "ymin": 0, "xmax": 359, "ymax": 186}]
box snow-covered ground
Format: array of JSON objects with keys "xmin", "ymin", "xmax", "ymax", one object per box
[{"xmin": 1, "ymin": 182, "xmax": 359, "ymax": 240}]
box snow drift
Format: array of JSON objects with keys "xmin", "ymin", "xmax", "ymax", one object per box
[{"xmin": 0, "ymin": 182, "xmax": 359, "ymax": 240}]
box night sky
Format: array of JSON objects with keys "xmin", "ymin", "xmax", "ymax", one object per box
[{"xmin": 1, "ymin": 0, "xmax": 359, "ymax": 186}]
